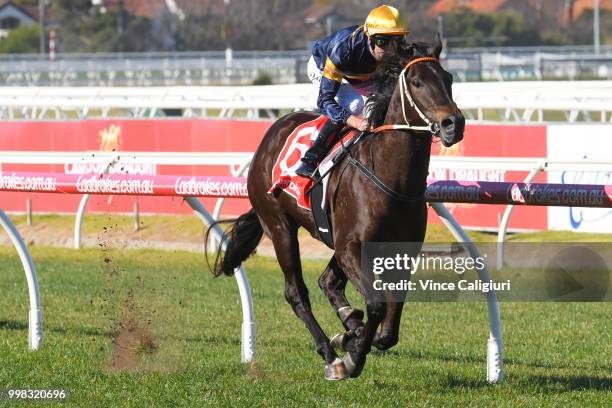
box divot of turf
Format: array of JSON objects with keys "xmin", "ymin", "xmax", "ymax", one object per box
[{"xmin": 110, "ymin": 289, "xmax": 159, "ymax": 372}]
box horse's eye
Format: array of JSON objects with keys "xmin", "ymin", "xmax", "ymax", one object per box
[{"xmin": 411, "ymin": 79, "xmax": 422, "ymax": 88}]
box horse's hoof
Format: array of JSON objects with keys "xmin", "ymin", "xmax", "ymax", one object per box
[
  {"xmin": 330, "ymin": 333, "xmax": 346, "ymax": 351},
  {"xmin": 324, "ymin": 357, "xmax": 348, "ymax": 381},
  {"xmin": 342, "ymin": 353, "xmax": 365, "ymax": 378}
]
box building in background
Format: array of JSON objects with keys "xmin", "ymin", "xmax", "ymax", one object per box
[{"xmin": 0, "ymin": 0, "xmax": 36, "ymax": 40}]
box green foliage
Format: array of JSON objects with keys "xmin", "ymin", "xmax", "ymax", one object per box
[
  {"xmin": 0, "ymin": 23, "xmax": 40, "ymax": 54},
  {"xmin": 444, "ymin": 7, "xmax": 545, "ymax": 47},
  {"xmin": 51, "ymin": 0, "xmax": 117, "ymax": 52},
  {"xmin": 569, "ymin": 10, "xmax": 612, "ymax": 46},
  {"xmin": 51, "ymin": 0, "xmax": 173, "ymax": 52},
  {"xmin": 176, "ymin": 0, "xmax": 312, "ymax": 51},
  {"xmin": 175, "ymin": 14, "xmax": 226, "ymax": 51},
  {"xmin": 253, "ymin": 71, "xmax": 273, "ymax": 85},
  {"xmin": 12, "ymin": 0, "xmax": 40, "ymax": 6},
  {"xmin": 2, "ymin": 1, "xmax": 606, "ymax": 53},
  {"xmin": 603, "ymin": 11, "xmax": 612, "ymax": 45}
]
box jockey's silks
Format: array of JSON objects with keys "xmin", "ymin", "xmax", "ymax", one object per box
[{"xmin": 311, "ymin": 25, "xmax": 377, "ymax": 124}]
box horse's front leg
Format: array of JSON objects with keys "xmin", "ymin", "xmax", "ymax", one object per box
[
  {"xmin": 373, "ymin": 301, "xmax": 404, "ymax": 350},
  {"xmin": 318, "ymin": 256, "xmax": 365, "ymax": 342},
  {"xmin": 336, "ymin": 240, "xmax": 386, "ymax": 378},
  {"xmin": 342, "ymin": 300, "xmax": 386, "ymax": 378}
]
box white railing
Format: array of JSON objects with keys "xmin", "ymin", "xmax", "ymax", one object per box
[
  {"xmin": 0, "ymin": 151, "xmax": 253, "ymax": 166},
  {"xmin": 1, "ymin": 47, "xmax": 611, "ymax": 86},
  {"xmin": 1, "ymin": 81, "xmax": 611, "ymax": 122}
]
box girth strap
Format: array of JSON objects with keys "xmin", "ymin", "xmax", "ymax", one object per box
[{"xmin": 347, "ymin": 155, "xmax": 425, "ymax": 203}]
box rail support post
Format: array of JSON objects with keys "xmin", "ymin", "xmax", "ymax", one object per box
[
  {"xmin": 74, "ymin": 194, "xmax": 90, "ymax": 249},
  {"xmin": 208, "ymin": 161, "xmax": 251, "ymax": 253},
  {"xmin": 0, "ymin": 209, "xmax": 43, "ymax": 350},
  {"xmin": 431, "ymin": 202, "xmax": 504, "ymax": 383},
  {"xmin": 184, "ymin": 196, "xmax": 256, "ymax": 363}
]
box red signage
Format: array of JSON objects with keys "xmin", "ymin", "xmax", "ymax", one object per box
[
  {"xmin": 0, "ymin": 119, "xmax": 548, "ymax": 231},
  {"xmin": 0, "ymin": 119, "xmax": 269, "ymax": 216}
]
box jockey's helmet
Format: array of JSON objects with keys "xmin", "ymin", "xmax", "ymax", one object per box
[{"xmin": 364, "ymin": 5, "xmax": 409, "ymax": 36}]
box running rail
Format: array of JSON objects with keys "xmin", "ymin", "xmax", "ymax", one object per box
[{"xmin": 1, "ymin": 171, "xmax": 609, "ymax": 207}]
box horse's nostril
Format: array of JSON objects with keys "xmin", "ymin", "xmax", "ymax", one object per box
[{"xmin": 441, "ymin": 118, "xmax": 454, "ymax": 129}]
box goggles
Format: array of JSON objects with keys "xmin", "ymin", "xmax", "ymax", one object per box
[{"xmin": 371, "ymin": 35, "xmax": 402, "ymax": 48}]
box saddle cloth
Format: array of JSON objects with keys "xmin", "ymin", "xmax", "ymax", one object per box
[{"xmin": 268, "ymin": 115, "xmax": 357, "ymax": 210}]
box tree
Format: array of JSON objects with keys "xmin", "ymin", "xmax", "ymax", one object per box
[
  {"xmin": 51, "ymin": 0, "xmax": 169, "ymax": 52},
  {"xmin": 444, "ymin": 7, "xmax": 549, "ymax": 47},
  {"xmin": 568, "ymin": 10, "xmax": 612, "ymax": 45},
  {"xmin": 0, "ymin": 23, "xmax": 40, "ymax": 54}
]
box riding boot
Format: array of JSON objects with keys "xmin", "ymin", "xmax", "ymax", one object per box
[{"xmin": 295, "ymin": 119, "xmax": 344, "ymax": 179}]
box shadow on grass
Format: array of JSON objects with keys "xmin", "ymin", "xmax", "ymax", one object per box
[
  {"xmin": 377, "ymin": 348, "xmax": 610, "ymax": 372},
  {"xmin": 506, "ymin": 357, "xmax": 611, "ymax": 372},
  {"xmin": 0, "ymin": 319, "xmax": 242, "ymax": 347},
  {"xmin": 376, "ymin": 348, "xmax": 485, "ymax": 365},
  {"xmin": 442, "ymin": 374, "xmax": 490, "ymax": 389},
  {"xmin": 48, "ymin": 326, "xmax": 240, "ymax": 345},
  {"xmin": 1, "ymin": 320, "xmax": 114, "ymax": 338},
  {"xmin": 47, "ymin": 325, "xmax": 114, "ymax": 337},
  {"xmin": 0, "ymin": 320, "xmax": 28, "ymax": 330},
  {"xmin": 519, "ymin": 374, "xmax": 612, "ymax": 391},
  {"xmin": 442, "ymin": 373, "xmax": 612, "ymax": 391}
]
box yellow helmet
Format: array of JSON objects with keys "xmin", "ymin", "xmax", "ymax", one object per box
[{"xmin": 364, "ymin": 5, "xmax": 409, "ymax": 36}]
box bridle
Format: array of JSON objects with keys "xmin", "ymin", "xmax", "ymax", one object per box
[{"xmin": 371, "ymin": 57, "xmax": 441, "ymax": 135}]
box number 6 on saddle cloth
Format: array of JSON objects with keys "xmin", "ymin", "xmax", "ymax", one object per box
[{"xmin": 268, "ymin": 115, "xmax": 362, "ymax": 248}]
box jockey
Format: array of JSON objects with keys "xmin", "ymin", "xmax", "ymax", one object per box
[{"xmin": 295, "ymin": 4, "xmax": 409, "ymax": 179}]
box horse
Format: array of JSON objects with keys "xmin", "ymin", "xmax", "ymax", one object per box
[{"xmin": 207, "ymin": 36, "xmax": 465, "ymax": 380}]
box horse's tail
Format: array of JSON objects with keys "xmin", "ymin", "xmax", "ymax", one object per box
[{"xmin": 205, "ymin": 208, "xmax": 264, "ymax": 277}]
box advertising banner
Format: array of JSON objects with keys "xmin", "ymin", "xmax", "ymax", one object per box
[
  {"xmin": 428, "ymin": 123, "xmax": 548, "ymax": 231},
  {"xmin": 547, "ymin": 124, "xmax": 612, "ymax": 233},
  {"xmin": 0, "ymin": 119, "xmax": 270, "ymax": 216},
  {"xmin": 3, "ymin": 119, "xmax": 607, "ymax": 234}
]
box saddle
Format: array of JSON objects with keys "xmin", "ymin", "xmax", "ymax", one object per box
[{"xmin": 268, "ymin": 115, "xmax": 362, "ymax": 248}]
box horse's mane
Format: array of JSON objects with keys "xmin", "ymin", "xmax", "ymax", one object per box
[{"xmin": 366, "ymin": 42, "xmax": 433, "ymax": 127}]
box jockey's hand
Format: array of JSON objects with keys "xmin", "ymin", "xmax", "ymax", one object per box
[{"xmin": 347, "ymin": 115, "xmax": 371, "ymax": 132}]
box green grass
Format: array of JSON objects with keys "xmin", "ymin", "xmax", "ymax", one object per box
[
  {"xmin": 7, "ymin": 213, "xmax": 612, "ymax": 245},
  {"xmin": 0, "ymin": 245, "xmax": 610, "ymax": 407}
]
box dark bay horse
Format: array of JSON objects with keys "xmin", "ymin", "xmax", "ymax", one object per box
[{"xmin": 208, "ymin": 37, "xmax": 464, "ymax": 380}]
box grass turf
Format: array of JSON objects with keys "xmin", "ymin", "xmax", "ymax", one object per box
[{"xmin": 0, "ymin": 245, "xmax": 610, "ymax": 407}]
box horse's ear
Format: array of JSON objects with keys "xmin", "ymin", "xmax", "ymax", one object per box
[
  {"xmin": 429, "ymin": 33, "xmax": 443, "ymax": 58},
  {"xmin": 399, "ymin": 43, "xmax": 414, "ymax": 60}
]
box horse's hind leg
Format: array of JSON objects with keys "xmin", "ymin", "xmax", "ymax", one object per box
[
  {"xmin": 318, "ymin": 256, "xmax": 365, "ymax": 347},
  {"xmin": 263, "ymin": 216, "xmax": 347, "ymax": 380}
]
